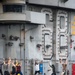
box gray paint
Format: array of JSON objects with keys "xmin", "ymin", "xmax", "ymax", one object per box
[
  {"xmin": 26, "ymin": 11, "xmax": 46, "ymax": 24},
  {"xmin": 0, "ymin": 1, "xmax": 74, "ymax": 74},
  {"xmin": 28, "ymin": 0, "xmax": 75, "ymax": 9},
  {"xmin": 29, "ymin": 0, "xmax": 58, "ymax": 6},
  {"xmin": 70, "ymin": 12, "xmax": 75, "ymax": 61},
  {"xmin": 25, "ymin": 24, "xmax": 43, "ymax": 60},
  {"xmin": 0, "ymin": 24, "xmax": 43, "ymax": 74},
  {"xmin": 0, "ymin": 25, "xmax": 25, "ymax": 74}
]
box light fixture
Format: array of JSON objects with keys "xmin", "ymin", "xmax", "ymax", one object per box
[
  {"xmin": 9, "ymin": 35, "xmax": 19, "ymax": 41},
  {"xmin": 19, "ymin": 43, "xmax": 24, "ymax": 47},
  {"xmin": 46, "ymin": 45, "xmax": 51, "ymax": 49},
  {"xmin": 2, "ymin": 34, "xmax": 6, "ymax": 39},
  {"xmin": 21, "ymin": 29, "xmax": 24, "ymax": 31},
  {"xmin": 6, "ymin": 42, "xmax": 13, "ymax": 46},
  {"xmin": 9, "ymin": 35, "xmax": 14, "ymax": 40},
  {"xmin": 14, "ymin": 36, "xmax": 19, "ymax": 41},
  {"xmin": 30, "ymin": 36, "xmax": 34, "ymax": 41},
  {"xmin": 36, "ymin": 44, "xmax": 42, "ymax": 48}
]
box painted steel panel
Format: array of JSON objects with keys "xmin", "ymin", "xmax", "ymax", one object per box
[
  {"xmin": 43, "ymin": 62, "xmax": 52, "ymax": 75},
  {"xmin": 28, "ymin": 0, "xmax": 75, "ymax": 10},
  {"xmin": 56, "ymin": 10, "xmax": 68, "ymax": 60},
  {"xmin": 30, "ymin": 11, "xmax": 46, "ymax": 24},
  {"xmin": 4, "ymin": 0, "xmax": 25, "ymax": 4},
  {"xmin": 71, "ymin": 36, "xmax": 75, "ymax": 61},
  {"xmin": 0, "ymin": 13, "xmax": 26, "ymax": 21},
  {"xmin": 0, "ymin": 40, "xmax": 4, "ymax": 59},
  {"xmin": 70, "ymin": 12, "xmax": 75, "ymax": 62},
  {"xmin": 0, "ymin": 25, "xmax": 25, "ymax": 74},
  {"xmin": 41, "ymin": 8, "xmax": 53, "ymax": 58},
  {"xmin": 65, "ymin": 0, "xmax": 75, "ymax": 9},
  {"xmin": 28, "ymin": 0, "xmax": 58, "ymax": 6},
  {"xmin": 26, "ymin": 11, "xmax": 46, "ymax": 24}
]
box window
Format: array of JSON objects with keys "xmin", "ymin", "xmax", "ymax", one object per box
[
  {"xmin": 3, "ymin": 5, "xmax": 22, "ymax": 12},
  {"xmin": 60, "ymin": 35, "xmax": 67, "ymax": 50},
  {"xmin": 44, "ymin": 33, "xmax": 50, "ymax": 51},
  {"xmin": 60, "ymin": 35, "xmax": 65, "ymax": 46},
  {"xmin": 46, "ymin": 14, "xmax": 49, "ymax": 26},
  {"xmin": 60, "ymin": 16, "xmax": 65, "ymax": 29}
]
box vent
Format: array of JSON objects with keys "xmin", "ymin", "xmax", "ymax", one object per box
[{"xmin": 60, "ymin": 46, "xmax": 68, "ymax": 49}]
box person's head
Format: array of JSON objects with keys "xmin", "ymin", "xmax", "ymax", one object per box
[
  {"xmin": 52, "ymin": 64, "xmax": 54, "ymax": 67},
  {"xmin": 40, "ymin": 60, "xmax": 43, "ymax": 64},
  {"xmin": 16, "ymin": 62, "xmax": 21, "ymax": 66},
  {"xmin": 5, "ymin": 58, "xmax": 8, "ymax": 63},
  {"xmin": 14, "ymin": 61, "xmax": 16, "ymax": 65},
  {"xmin": 35, "ymin": 62, "xmax": 38, "ymax": 65},
  {"xmin": 18, "ymin": 62, "xmax": 20, "ymax": 65}
]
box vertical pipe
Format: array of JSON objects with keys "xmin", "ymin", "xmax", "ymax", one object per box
[
  {"xmin": 6, "ymin": 25, "xmax": 9, "ymax": 58},
  {"xmin": 5, "ymin": 25, "xmax": 7, "ymax": 58},
  {"xmin": 58, "ymin": 0, "xmax": 59, "ymax": 6},
  {"xmin": 20, "ymin": 25, "xmax": 21, "ymax": 60},
  {"xmin": 44, "ymin": 34, "xmax": 45, "ymax": 52},
  {"xmin": 24, "ymin": 1, "xmax": 27, "ymax": 75},
  {"xmin": 52, "ymin": 11, "xmax": 56, "ymax": 64},
  {"xmin": 69, "ymin": 12, "xmax": 71, "ymax": 75},
  {"xmin": 23, "ymin": 24, "xmax": 25, "ymax": 75}
]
